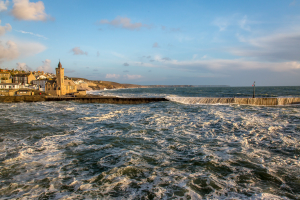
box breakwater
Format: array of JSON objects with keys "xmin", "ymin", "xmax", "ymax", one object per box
[
  {"xmin": 1, "ymin": 96, "xmax": 300, "ymax": 105},
  {"xmin": 0, "ymin": 96, "xmax": 168, "ymax": 104},
  {"xmin": 167, "ymin": 97, "xmax": 300, "ymax": 105},
  {"xmin": 45, "ymin": 96, "xmax": 168, "ymax": 104}
]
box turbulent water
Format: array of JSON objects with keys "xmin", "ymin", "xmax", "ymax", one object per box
[{"xmin": 1, "ymin": 87, "xmax": 300, "ymax": 199}]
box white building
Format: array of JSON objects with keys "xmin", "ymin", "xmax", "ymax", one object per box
[{"xmin": 0, "ymin": 83, "xmax": 22, "ymax": 89}]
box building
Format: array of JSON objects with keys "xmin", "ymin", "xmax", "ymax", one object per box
[
  {"xmin": 0, "ymin": 72, "xmax": 12, "ymax": 83},
  {"xmin": 36, "ymin": 75, "xmax": 47, "ymax": 80},
  {"xmin": 0, "ymin": 83, "xmax": 21, "ymax": 89},
  {"xmin": 32, "ymin": 79, "xmax": 47, "ymax": 91},
  {"xmin": 45, "ymin": 61, "xmax": 78, "ymax": 96},
  {"xmin": 13, "ymin": 72, "xmax": 36, "ymax": 84},
  {"xmin": 33, "ymin": 71, "xmax": 44, "ymax": 76},
  {"xmin": 16, "ymin": 89, "xmax": 34, "ymax": 96}
]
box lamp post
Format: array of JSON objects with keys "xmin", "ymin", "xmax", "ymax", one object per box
[{"xmin": 252, "ymin": 81, "xmax": 255, "ymax": 98}]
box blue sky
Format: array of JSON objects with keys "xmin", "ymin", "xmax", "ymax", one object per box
[{"xmin": 0, "ymin": 0, "xmax": 299, "ymax": 86}]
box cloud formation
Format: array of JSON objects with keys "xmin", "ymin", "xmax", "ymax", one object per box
[
  {"xmin": 0, "ymin": 20, "xmax": 12, "ymax": 36},
  {"xmin": 0, "ymin": 0, "xmax": 9, "ymax": 11},
  {"xmin": 36, "ymin": 59, "xmax": 53, "ymax": 73},
  {"xmin": 11, "ymin": 0, "xmax": 50, "ymax": 21},
  {"xmin": 99, "ymin": 16, "xmax": 150, "ymax": 30},
  {"xmin": 213, "ymin": 17, "xmax": 229, "ymax": 31},
  {"xmin": 17, "ymin": 39, "xmax": 46, "ymax": 57},
  {"xmin": 0, "ymin": 40, "xmax": 19, "ymax": 62},
  {"xmin": 70, "ymin": 47, "xmax": 88, "ymax": 55},
  {"xmin": 16, "ymin": 62, "xmax": 32, "ymax": 71},
  {"xmin": 15, "ymin": 30, "xmax": 47, "ymax": 39},
  {"xmin": 142, "ymin": 58, "xmax": 300, "ymax": 73},
  {"xmin": 0, "ymin": 39, "xmax": 45, "ymax": 63},
  {"xmin": 124, "ymin": 74, "xmax": 142, "ymax": 79},
  {"xmin": 106, "ymin": 74, "xmax": 120, "ymax": 79},
  {"xmin": 213, "ymin": 14, "xmax": 252, "ymax": 32},
  {"xmin": 234, "ymin": 33, "xmax": 300, "ymax": 62}
]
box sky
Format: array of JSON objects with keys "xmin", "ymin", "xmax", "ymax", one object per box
[{"xmin": 0, "ymin": 0, "xmax": 299, "ymax": 86}]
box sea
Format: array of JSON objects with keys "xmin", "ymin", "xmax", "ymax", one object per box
[{"xmin": 0, "ymin": 86, "xmax": 300, "ymax": 199}]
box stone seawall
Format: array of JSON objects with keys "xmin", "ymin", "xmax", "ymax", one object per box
[
  {"xmin": 234, "ymin": 97, "xmax": 300, "ymax": 105},
  {"xmin": 1, "ymin": 96, "xmax": 300, "ymax": 105},
  {"xmin": 45, "ymin": 96, "xmax": 168, "ymax": 104},
  {"xmin": 0, "ymin": 96, "xmax": 46, "ymax": 103},
  {"xmin": 0, "ymin": 96, "xmax": 168, "ymax": 104},
  {"xmin": 166, "ymin": 97, "xmax": 300, "ymax": 106}
]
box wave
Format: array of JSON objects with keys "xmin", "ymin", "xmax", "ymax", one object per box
[{"xmin": 167, "ymin": 97, "xmax": 234, "ymax": 105}]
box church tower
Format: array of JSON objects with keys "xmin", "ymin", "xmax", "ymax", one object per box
[{"xmin": 56, "ymin": 61, "xmax": 65, "ymax": 95}]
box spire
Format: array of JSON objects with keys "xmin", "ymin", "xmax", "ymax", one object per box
[{"xmin": 58, "ymin": 60, "xmax": 62, "ymax": 68}]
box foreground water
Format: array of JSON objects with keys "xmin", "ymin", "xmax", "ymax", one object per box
[{"xmin": 0, "ymin": 87, "xmax": 300, "ymax": 199}]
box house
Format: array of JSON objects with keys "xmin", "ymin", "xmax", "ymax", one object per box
[
  {"xmin": 36, "ymin": 75, "xmax": 47, "ymax": 80},
  {"xmin": 0, "ymin": 83, "xmax": 21, "ymax": 89},
  {"xmin": 16, "ymin": 89, "xmax": 34, "ymax": 96},
  {"xmin": 13, "ymin": 72, "xmax": 36, "ymax": 84},
  {"xmin": 45, "ymin": 61, "xmax": 78, "ymax": 96},
  {"xmin": 33, "ymin": 71, "xmax": 44, "ymax": 76},
  {"xmin": 32, "ymin": 79, "xmax": 47, "ymax": 91},
  {"xmin": 0, "ymin": 72, "xmax": 12, "ymax": 83}
]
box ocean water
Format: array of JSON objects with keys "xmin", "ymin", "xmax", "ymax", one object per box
[{"xmin": 0, "ymin": 87, "xmax": 300, "ymax": 199}]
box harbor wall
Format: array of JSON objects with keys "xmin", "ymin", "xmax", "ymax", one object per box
[
  {"xmin": 167, "ymin": 97, "xmax": 300, "ymax": 105},
  {"xmin": 45, "ymin": 96, "xmax": 168, "ymax": 104},
  {"xmin": 0, "ymin": 95, "xmax": 45, "ymax": 103},
  {"xmin": 0, "ymin": 96, "xmax": 300, "ymax": 105}
]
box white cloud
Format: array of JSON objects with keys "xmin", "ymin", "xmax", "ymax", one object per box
[
  {"xmin": 213, "ymin": 17, "xmax": 229, "ymax": 31},
  {"xmin": 232, "ymin": 32, "xmax": 300, "ymax": 62},
  {"xmin": 11, "ymin": 0, "xmax": 50, "ymax": 21},
  {"xmin": 0, "ymin": 0, "xmax": 9, "ymax": 12},
  {"xmin": 137, "ymin": 57, "xmax": 300, "ymax": 73},
  {"xmin": 124, "ymin": 74, "xmax": 142, "ymax": 79},
  {"xmin": 15, "ymin": 30, "xmax": 47, "ymax": 39},
  {"xmin": 105, "ymin": 74, "xmax": 120, "ymax": 79},
  {"xmin": 16, "ymin": 62, "xmax": 32, "ymax": 71},
  {"xmin": 0, "ymin": 40, "xmax": 19, "ymax": 62},
  {"xmin": 0, "ymin": 39, "xmax": 46, "ymax": 63},
  {"xmin": 239, "ymin": 15, "xmax": 251, "ymax": 31},
  {"xmin": 16, "ymin": 39, "xmax": 46, "ymax": 57},
  {"xmin": 99, "ymin": 16, "xmax": 150, "ymax": 30},
  {"xmin": 213, "ymin": 14, "xmax": 253, "ymax": 32},
  {"xmin": 0, "ymin": 20, "xmax": 12, "ymax": 36},
  {"xmin": 70, "ymin": 47, "xmax": 88, "ymax": 55},
  {"xmin": 36, "ymin": 59, "xmax": 53, "ymax": 73}
]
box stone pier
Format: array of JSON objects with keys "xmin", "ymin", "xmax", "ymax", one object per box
[{"xmin": 0, "ymin": 96, "xmax": 300, "ymax": 105}]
